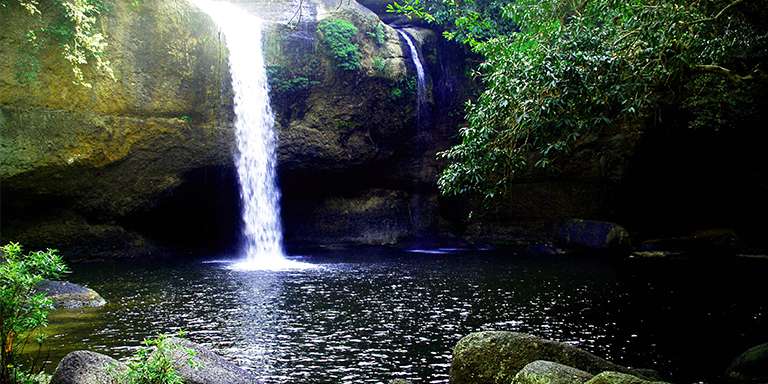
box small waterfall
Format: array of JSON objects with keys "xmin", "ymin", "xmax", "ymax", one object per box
[
  {"xmin": 396, "ymin": 29, "xmax": 427, "ymax": 126},
  {"xmin": 191, "ymin": 0, "xmax": 310, "ymax": 270}
]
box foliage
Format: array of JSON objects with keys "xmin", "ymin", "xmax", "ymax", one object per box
[
  {"xmin": 11, "ymin": 371, "xmax": 50, "ymax": 384},
  {"xmin": 387, "ymin": 0, "xmax": 517, "ymax": 48},
  {"xmin": 318, "ymin": 18, "xmax": 361, "ymax": 71},
  {"xmin": 392, "ymin": 0, "xmax": 768, "ymax": 202},
  {"xmin": 372, "ymin": 56, "xmax": 387, "ymax": 75},
  {"xmin": 366, "ymin": 23, "xmax": 387, "ymax": 46},
  {"xmin": 389, "ymin": 76, "xmax": 417, "ymax": 100},
  {"xmin": 117, "ymin": 332, "xmax": 199, "ymax": 384},
  {"xmin": 266, "ymin": 64, "xmax": 319, "ymax": 94},
  {"xmin": 0, "ymin": 242, "xmax": 69, "ymax": 384},
  {"xmin": 1, "ymin": 0, "xmax": 114, "ymax": 87}
]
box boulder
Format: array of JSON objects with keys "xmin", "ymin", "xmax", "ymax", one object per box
[
  {"xmin": 50, "ymin": 351, "xmax": 126, "ymax": 384},
  {"xmin": 726, "ymin": 342, "xmax": 768, "ymax": 383},
  {"xmin": 513, "ymin": 360, "xmax": 594, "ymax": 384},
  {"xmin": 450, "ymin": 332, "xmax": 653, "ymax": 384},
  {"xmin": 556, "ymin": 220, "xmax": 631, "ymax": 251},
  {"xmin": 585, "ymin": 371, "xmax": 669, "ymax": 384},
  {"xmin": 164, "ymin": 338, "xmax": 257, "ymax": 384},
  {"xmin": 38, "ymin": 280, "xmax": 106, "ymax": 309},
  {"xmin": 637, "ymin": 228, "xmax": 741, "ymax": 256}
]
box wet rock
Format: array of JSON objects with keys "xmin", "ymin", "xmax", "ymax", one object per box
[
  {"xmin": 38, "ymin": 280, "xmax": 106, "ymax": 309},
  {"xmin": 164, "ymin": 338, "xmax": 257, "ymax": 384},
  {"xmin": 637, "ymin": 228, "xmax": 741, "ymax": 255},
  {"xmin": 527, "ymin": 243, "xmax": 568, "ymax": 257},
  {"xmin": 585, "ymin": 371, "xmax": 669, "ymax": 384},
  {"xmin": 513, "ymin": 360, "xmax": 594, "ymax": 384},
  {"xmin": 628, "ymin": 251, "xmax": 680, "ymax": 259},
  {"xmin": 450, "ymin": 332, "xmax": 653, "ymax": 384},
  {"xmin": 726, "ymin": 342, "xmax": 768, "ymax": 383},
  {"xmin": 556, "ymin": 219, "xmax": 631, "ymax": 251},
  {"xmin": 50, "ymin": 350, "xmax": 126, "ymax": 384}
]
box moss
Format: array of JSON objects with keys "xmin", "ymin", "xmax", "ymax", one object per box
[
  {"xmin": 317, "ymin": 18, "xmax": 361, "ymax": 71},
  {"xmin": 366, "ymin": 23, "xmax": 386, "ymax": 46},
  {"xmin": 372, "ymin": 56, "xmax": 387, "ymax": 75}
]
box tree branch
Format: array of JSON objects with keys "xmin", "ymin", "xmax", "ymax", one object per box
[
  {"xmin": 692, "ymin": 0, "xmax": 745, "ymax": 24},
  {"xmin": 694, "ymin": 64, "xmax": 760, "ymax": 82}
]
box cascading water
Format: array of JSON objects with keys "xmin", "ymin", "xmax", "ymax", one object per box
[
  {"xmin": 191, "ymin": 0, "xmax": 310, "ymax": 270},
  {"xmin": 396, "ymin": 29, "xmax": 427, "ymax": 126}
]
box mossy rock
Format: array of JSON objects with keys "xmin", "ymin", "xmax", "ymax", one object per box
[
  {"xmin": 513, "ymin": 361, "xmax": 594, "ymax": 384},
  {"xmin": 37, "ymin": 280, "xmax": 107, "ymax": 309},
  {"xmin": 585, "ymin": 371, "xmax": 670, "ymax": 384},
  {"xmin": 726, "ymin": 343, "xmax": 768, "ymax": 383},
  {"xmin": 50, "ymin": 350, "xmax": 126, "ymax": 384},
  {"xmin": 450, "ymin": 332, "xmax": 654, "ymax": 384}
]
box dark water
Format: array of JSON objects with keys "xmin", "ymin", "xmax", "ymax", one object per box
[{"xmin": 38, "ymin": 248, "xmax": 768, "ymax": 383}]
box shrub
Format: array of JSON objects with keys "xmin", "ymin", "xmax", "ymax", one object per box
[
  {"xmin": 318, "ymin": 18, "xmax": 361, "ymax": 71},
  {"xmin": 117, "ymin": 332, "xmax": 199, "ymax": 384},
  {"xmin": 372, "ymin": 56, "xmax": 387, "ymax": 75},
  {"xmin": 4, "ymin": 0, "xmax": 114, "ymax": 87},
  {"xmin": 0, "ymin": 242, "xmax": 69, "ymax": 383},
  {"xmin": 366, "ymin": 23, "xmax": 386, "ymax": 46}
]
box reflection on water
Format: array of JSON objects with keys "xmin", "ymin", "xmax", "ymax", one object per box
[{"xmin": 41, "ymin": 248, "xmax": 768, "ymax": 383}]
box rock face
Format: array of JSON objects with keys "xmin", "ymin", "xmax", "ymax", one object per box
[
  {"xmin": 726, "ymin": 343, "xmax": 768, "ymax": 383},
  {"xmin": 513, "ymin": 361, "xmax": 594, "ymax": 384},
  {"xmin": 450, "ymin": 332, "xmax": 650, "ymax": 384},
  {"xmin": 50, "ymin": 351, "xmax": 126, "ymax": 384},
  {"xmin": 37, "ymin": 280, "xmax": 106, "ymax": 309},
  {"xmin": 165, "ymin": 338, "xmax": 257, "ymax": 384},
  {"xmin": 0, "ymin": 0, "xmax": 470, "ymax": 257},
  {"xmin": 0, "ymin": 0, "xmax": 234, "ymax": 258}
]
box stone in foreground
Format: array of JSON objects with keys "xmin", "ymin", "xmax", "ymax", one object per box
[
  {"xmin": 513, "ymin": 360, "xmax": 594, "ymax": 384},
  {"xmin": 165, "ymin": 338, "xmax": 258, "ymax": 384},
  {"xmin": 50, "ymin": 351, "xmax": 126, "ymax": 384},
  {"xmin": 726, "ymin": 342, "xmax": 768, "ymax": 383},
  {"xmin": 38, "ymin": 280, "xmax": 107, "ymax": 309},
  {"xmin": 585, "ymin": 371, "xmax": 669, "ymax": 384},
  {"xmin": 450, "ymin": 331, "xmax": 652, "ymax": 384}
]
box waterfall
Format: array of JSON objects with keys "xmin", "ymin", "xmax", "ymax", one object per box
[
  {"xmin": 396, "ymin": 29, "xmax": 427, "ymax": 126},
  {"xmin": 191, "ymin": 0, "xmax": 310, "ymax": 270}
]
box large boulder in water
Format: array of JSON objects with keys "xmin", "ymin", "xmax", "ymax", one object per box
[
  {"xmin": 556, "ymin": 219, "xmax": 631, "ymax": 251},
  {"xmin": 450, "ymin": 332, "xmax": 653, "ymax": 384},
  {"xmin": 726, "ymin": 342, "xmax": 768, "ymax": 383},
  {"xmin": 513, "ymin": 360, "xmax": 594, "ymax": 384},
  {"xmin": 50, "ymin": 351, "xmax": 126, "ymax": 384},
  {"xmin": 38, "ymin": 280, "xmax": 106, "ymax": 309},
  {"xmin": 164, "ymin": 338, "xmax": 257, "ymax": 384}
]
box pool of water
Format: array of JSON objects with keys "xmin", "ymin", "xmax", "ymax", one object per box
[{"xmin": 37, "ymin": 247, "xmax": 768, "ymax": 383}]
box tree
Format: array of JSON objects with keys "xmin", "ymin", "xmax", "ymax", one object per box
[
  {"xmin": 0, "ymin": 242, "xmax": 69, "ymax": 383},
  {"xmin": 390, "ymin": 0, "xmax": 767, "ymax": 202}
]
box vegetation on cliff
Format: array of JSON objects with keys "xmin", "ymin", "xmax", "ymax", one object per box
[
  {"xmin": 391, "ymin": 0, "xmax": 767, "ymax": 202},
  {"xmin": 318, "ymin": 18, "xmax": 362, "ymax": 71},
  {"xmin": 1, "ymin": 0, "xmax": 114, "ymax": 87}
]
